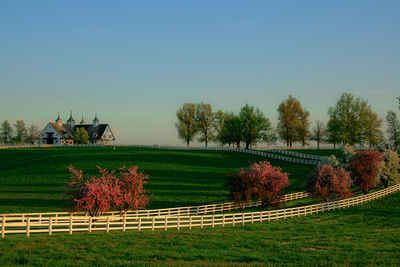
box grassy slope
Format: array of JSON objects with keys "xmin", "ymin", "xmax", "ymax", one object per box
[
  {"xmin": 0, "ymin": 191, "xmax": 399, "ymax": 266},
  {"xmin": 0, "ymin": 147, "xmax": 313, "ymax": 213}
]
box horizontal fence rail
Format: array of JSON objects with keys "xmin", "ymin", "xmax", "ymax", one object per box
[
  {"xmin": 0, "ymin": 191, "xmax": 309, "ymax": 226},
  {"xmin": 1, "ymin": 184, "xmax": 399, "ymax": 238}
]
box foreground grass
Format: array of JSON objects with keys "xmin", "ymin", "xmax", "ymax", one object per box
[
  {"xmin": 0, "ymin": 147, "xmax": 313, "ymax": 213},
  {"xmin": 1, "ymin": 191, "xmax": 399, "ymax": 266}
]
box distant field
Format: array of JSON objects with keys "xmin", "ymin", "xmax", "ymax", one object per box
[
  {"xmin": 0, "ymin": 147, "xmax": 314, "ymax": 214},
  {"xmin": 1, "ymin": 190, "xmax": 399, "ymax": 266}
]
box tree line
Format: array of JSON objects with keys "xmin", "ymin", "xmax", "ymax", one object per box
[
  {"xmin": 0, "ymin": 119, "xmax": 92, "ymax": 145},
  {"xmin": 0, "ymin": 120, "xmax": 40, "ymax": 145},
  {"xmin": 176, "ymin": 93, "xmax": 399, "ymax": 149}
]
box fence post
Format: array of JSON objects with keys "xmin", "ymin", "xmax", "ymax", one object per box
[
  {"xmin": 177, "ymin": 216, "xmax": 180, "ymax": 231},
  {"xmin": 89, "ymin": 217, "xmax": 92, "ymax": 232},
  {"xmin": 26, "ymin": 218, "xmax": 30, "ymax": 237},
  {"xmin": 201, "ymin": 216, "xmax": 204, "ymax": 229},
  {"xmin": 222, "ymin": 215, "xmax": 225, "ymax": 227},
  {"xmin": 138, "ymin": 217, "xmax": 142, "ymax": 231},
  {"xmin": 189, "ymin": 216, "xmax": 192, "ymax": 229},
  {"xmin": 164, "ymin": 217, "xmax": 167, "ymax": 231},
  {"xmin": 212, "ymin": 215, "xmax": 215, "ymax": 228},
  {"xmin": 106, "ymin": 217, "xmax": 110, "ymax": 233},
  {"xmin": 1, "ymin": 216, "xmax": 5, "ymax": 239},
  {"xmin": 69, "ymin": 214, "xmax": 73, "ymax": 235},
  {"xmin": 152, "ymin": 217, "xmax": 155, "ymax": 231},
  {"xmin": 123, "ymin": 213, "xmax": 126, "ymax": 232},
  {"xmin": 49, "ymin": 217, "xmax": 53, "ymax": 236},
  {"xmin": 242, "ymin": 214, "xmax": 245, "ymax": 225}
]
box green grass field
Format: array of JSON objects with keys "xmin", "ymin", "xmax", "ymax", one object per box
[{"xmin": 0, "ymin": 147, "xmax": 313, "ymax": 214}]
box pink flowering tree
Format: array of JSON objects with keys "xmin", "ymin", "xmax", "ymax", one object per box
[
  {"xmin": 308, "ymin": 164, "xmax": 352, "ymax": 201},
  {"xmin": 66, "ymin": 165, "xmax": 150, "ymax": 217},
  {"xmin": 229, "ymin": 161, "xmax": 289, "ymax": 207},
  {"xmin": 349, "ymin": 150, "xmax": 383, "ymax": 193}
]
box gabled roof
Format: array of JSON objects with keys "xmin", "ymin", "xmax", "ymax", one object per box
[
  {"xmin": 49, "ymin": 122, "xmax": 68, "ymax": 136},
  {"xmin": 73, "ymin": 124, "xmax": 113, "ymax": 140}
]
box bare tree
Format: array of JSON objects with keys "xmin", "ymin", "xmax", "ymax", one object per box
[
  {"xmin": 26, "ymin": 125, "xmax": 41, "ymax": 144},
  {"xmin": 311, "ymin": 121, "xmax": 326, "ymax": 149}
]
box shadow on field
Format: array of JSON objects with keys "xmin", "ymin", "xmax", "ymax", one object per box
[{"xmin": 0, "ymin": 198, "xmax": 68, "ymax": 209}]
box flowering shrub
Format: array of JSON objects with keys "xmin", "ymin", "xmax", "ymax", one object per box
[
  {"xmin": 379, "ymin": 150, "xmax": 400, "ymax": 187},
  {"xmin": 349, "ymin": 150, "xmax": 383, "ymax": 193},
  {"xmin": 308, "ymin": 164, "xmax": 352, "ymax": 200},
  {"xmin": 67, "ymin": 165, "xmax": 150, "ymax": 217},
  {"xmin": 228, "ymin": 161, "xmax": 289, "ymax": 207}
]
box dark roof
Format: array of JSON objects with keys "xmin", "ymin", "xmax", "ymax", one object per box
[{"xmin": 73, "ymin": 124, "xmax": 110, "ymax": 140}]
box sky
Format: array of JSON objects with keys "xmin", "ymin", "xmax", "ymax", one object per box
[{"xmin": 0, "ymin": 1, "xmax": 399, "ymax": 145}]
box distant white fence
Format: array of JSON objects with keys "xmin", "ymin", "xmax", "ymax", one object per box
[
  {"xmin": 0, "ymin": 144, "xmax": 327, "ymax": 165},
  {"xmin": 1, "ymin": 185, "xmax": 398, "ymax": 238}
]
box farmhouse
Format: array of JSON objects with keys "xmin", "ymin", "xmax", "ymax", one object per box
[{"xmin": 40, "ymin": 113, "xmax": 115, "ymax": 145}]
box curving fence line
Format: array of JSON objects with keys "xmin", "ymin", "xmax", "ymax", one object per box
[
  {"xmin": 1, "ymin": 185, "xmax": 399, "ymax": 238},
  {"xmin": 0, "ymin": 192, "xmax": 309, "ymax": 229}
]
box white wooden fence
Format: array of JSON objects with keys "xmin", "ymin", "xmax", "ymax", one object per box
[
  {"xmin": 0, "ymin": 191, "xmax": 309, "ymax": 233},
  {"xmin": 1, "ymin": 185, "xmax": 398, "ymax": 238}
]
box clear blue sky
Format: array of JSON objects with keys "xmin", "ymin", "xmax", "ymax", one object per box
[{"xmin": 1, "ymin": 1, "xmax": 399, "ymax": 145}]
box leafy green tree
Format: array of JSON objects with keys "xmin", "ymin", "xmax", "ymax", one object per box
[
  {"xmin": 26, "ymin": 125, "xmax": 40, "ymax": 144},
  {"xmin": 176, "ymin": 103, "xmax": 198, "ymax": 147},
  {"xmin": 0, "ymin": 120, "xmax": 14, "ymax": 144},
  {"xmin": 14, "ymin": 120, "xmax": 27, "ymax": 144},
  {"xmin": 74, "ymin": 128, "xmax": 89, "ymax": 144},
  {"xmin": 239, "ymin": 104, "xmax": 273, "ymax": 149},
  {"xmin": 214, "ymin": 110, "xmax": 226, "ymax": 145},
  {"xmin": 361, "ymin": 105, "xmax": 382, "ymax": 148},
  {"xmin": 195, "ymin": 103, "xmax": 215, "ymax": 147},
  {"xmin": 327, "ymin": 93, "xmax": 381, "ymax": 147},
  {"xmin": 326, "ymin": 108, "xmax": 341, "ymax": 149},
  {"xmin": 277, "ymin": 95, "xmax": 309, "ymax": 147},
  {"xmin": 220, "ymin": 113, "xmax": 242, "ymax": 148},
  {"xmin": 386, "ymin": 111, "xmax": 400, "ymax": 149}
]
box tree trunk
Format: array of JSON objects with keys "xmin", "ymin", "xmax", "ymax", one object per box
[
  {"xmin": 317, "ymin": 139, "xmax": 320, "ymax": 150},
  {"xmin": 186, "ymin": 140, "xmax": 190, "ymax": 147},
  {"xmin": 246, "ymin": 142, "xmax": 250, "ymax": 149}
]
